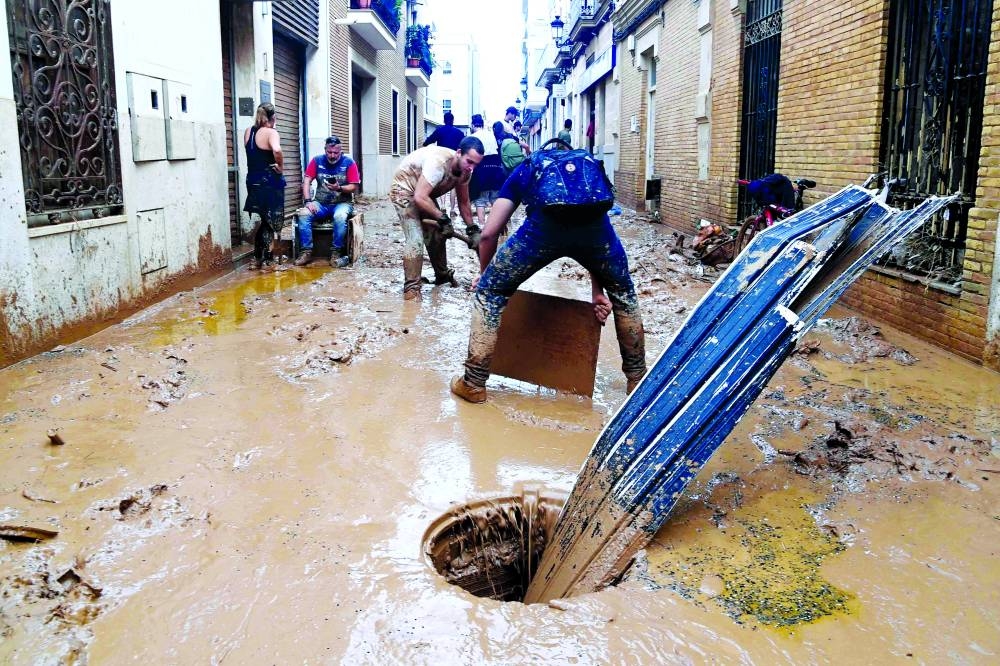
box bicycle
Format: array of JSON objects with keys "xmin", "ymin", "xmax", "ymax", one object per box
[{"xmin": 733, "ymin": 175, "xmax": 816, "ymax": 254}]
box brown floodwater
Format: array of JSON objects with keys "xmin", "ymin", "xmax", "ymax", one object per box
[{"xmin": 1, "ymin": 204, "xmax": 998, "ymax": 663}]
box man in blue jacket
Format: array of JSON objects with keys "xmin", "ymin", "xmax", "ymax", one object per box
[{"xmin": 450, "ymin": 157, "xmax": 647, "ymax": 403}]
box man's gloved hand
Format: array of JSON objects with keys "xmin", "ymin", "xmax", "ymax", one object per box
[
  {"xmin": 465, "ymin": 223, "xmax": 482, "ymax": 251},
  {"xmin": 438, "ymin": 213, "xmax": 455, "ymax": 239}
]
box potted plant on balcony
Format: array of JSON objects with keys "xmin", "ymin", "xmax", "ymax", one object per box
[{"xmin": 405, "ymin": 25, "xmax": 424, "ymax": 68}]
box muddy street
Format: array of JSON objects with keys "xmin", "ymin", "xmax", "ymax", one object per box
[{"xmin": 1, "ymin": 202, "xmax": 998, "ymax": 663}]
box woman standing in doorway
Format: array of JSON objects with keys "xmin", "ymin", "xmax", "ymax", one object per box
[{"xmin": 243, "ymin": 102, "xmax": 285, "ymax": 269}]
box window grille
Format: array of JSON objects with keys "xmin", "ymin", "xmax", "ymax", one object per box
[
  {"xmin": 7, "ymin": 0, "xmax": 124, "ymax": 226},
  {"xmin": 878, "ymin": 0, "xmax": 993, "ymax": 283}
]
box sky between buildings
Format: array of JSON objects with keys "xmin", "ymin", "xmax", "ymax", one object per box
[{"xmin": 425, "ymin": 0, "xmax": 525, "ymax": 124}]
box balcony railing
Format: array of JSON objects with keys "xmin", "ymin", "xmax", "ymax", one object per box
[{"xmin": 350, "ymin": 0, "xmax": 400, "ymax": 36}]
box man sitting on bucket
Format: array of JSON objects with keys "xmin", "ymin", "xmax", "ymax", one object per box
[
  {"xmin": 450, "ymin": 142, "xmax": 647, "ymax": 403},
  {"xmin": 294, "ymin": 136, "xmax": 360, "ymax": 268}
]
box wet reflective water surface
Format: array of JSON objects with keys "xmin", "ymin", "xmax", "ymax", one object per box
[{"xmin": 1, "ymin": 204, "xmax": 998, "ymax": 663}]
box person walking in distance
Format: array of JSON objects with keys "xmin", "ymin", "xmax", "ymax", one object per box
[
  {"xmin": 242, "ymin": 103, "xmax": 285, "ymax": 270},
  {"xmin": 468, "ymin": 114, "xmax": 505, "ymax": 229},
  {"xmin": 557, "ymin": 118, "xmax": 572, "ymax": 148},
  {"xmin": 388, "ymin": 137, "xmax": 485, "ymax": 300},
  {"xmin": 293, "ymin": 136, "xmax": 361, "ymax": 268}
]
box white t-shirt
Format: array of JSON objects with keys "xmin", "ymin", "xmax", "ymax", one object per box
[
  {"xmin": 390, "ymin": 145, "xmax": 469, "ymax": 202},
  {"xmin": 471, "ymin": 128, "xmax": 499, "ymax": 156}
]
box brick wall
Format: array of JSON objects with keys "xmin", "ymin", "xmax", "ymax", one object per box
[
  {"xmin": 972, "ymin": 2, "xmax": 1000, "ymax": 369},
  {"xmin": 775, "ymin": 0, "xmax": 887, "ymax": 202},
  {"xmin": 615, "ymin": 39, "xmax": 647, "ymax": 211},
  {"xmin": 653, "ymin": 0, "xmax": 700, "ymax": 233},
  {"xmin": 704, "ymin": 2, "xmax": 744, "ymax": 227},
  {"xmin": 376, "ymin": 26, "xmax": 407, "ymax": 155},
  {"xmin": 330, "ymin": 1, "xmax": 350, "ymax": 151},
  {"xmin": 774, "ymin": 0, "xmax": 997, "ymax": 367}
]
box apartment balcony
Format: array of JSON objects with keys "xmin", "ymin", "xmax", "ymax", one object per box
[
  {"xmin": 404, "ymin": 24, "xmax": 433, "ymax": 87},
  {"xmin": 405, "ymin": 57, "xmax": 431, "ymax": 87},
  {"xmin": 555, "ymin": 43, "xmax": 574, "ymax": 68},
  {"xmin": 568, "ymin": 0, "xmax": 612, "ymax": 43},
  {"xmin": 337, "ymin": 0, "xmax": 400, "ymax": 51}
]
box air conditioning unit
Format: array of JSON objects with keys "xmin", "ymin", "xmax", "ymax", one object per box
[{"xmin": 626, "ymin": 35, "xmax": 636, "ymax": 53}]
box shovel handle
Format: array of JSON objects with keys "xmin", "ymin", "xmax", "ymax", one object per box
[{"xmin": 421, "ymin": 218, "xmax": 470, "ymax": 244}]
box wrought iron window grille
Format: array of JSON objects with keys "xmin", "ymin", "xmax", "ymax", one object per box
[
  {"xmin": 8, "ymin": 0, "xmax": 124, "ymax": 227},
  {"xmin": 878, "ymin": 0, "xmax": 992, "ymax": 284}
]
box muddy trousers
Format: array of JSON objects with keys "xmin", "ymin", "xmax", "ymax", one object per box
[
  {"xmin": 462, "ymin": 215, "xmax": 647, "ymax": 387},
  {"xmin": 251, "ymin": 211, "xmax": 280, "ymax": 263},
  {"xmin": 393, "ymin": 201, "xmax": 454, "ymax": 295}
]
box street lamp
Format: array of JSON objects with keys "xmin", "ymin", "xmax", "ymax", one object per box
[{"xmin": 550, "ymin": 15, "xmax": 566, "ymax": 46}]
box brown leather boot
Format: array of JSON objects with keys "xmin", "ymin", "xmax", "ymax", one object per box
[
  {"xmin": 451, "ymin": 376, "xmax": 486, "ymax": 403},
  {"xmin": 294, "ymin": 250, "xmax": 313, "ymax": 267}
]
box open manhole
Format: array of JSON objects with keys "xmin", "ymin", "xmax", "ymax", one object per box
[{"xmin": 423, "ymin": 486, "xmax": 566, "ymax": 602}]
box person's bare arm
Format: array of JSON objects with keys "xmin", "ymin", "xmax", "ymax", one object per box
[
  {"xmin": 413, "ymin": 176, "xmax": 445, "ymax": 219},
  {"xmin": 302, "ymin": 173, "xmax": 313, "ymax": 202},
  {"xmin": 478, "ymin": 198, "xmax": 515, "ymax": 274},
  {"xmin": 590, "ymin": 272, "xmax": 611, "ymax": 324},
  {"xmin": 455, "ymin": 180, "xmax": 474, "ymax": 226},
  {"xmin": 265, "ymin": 128, "xmax": 284, "ymax": 171}
]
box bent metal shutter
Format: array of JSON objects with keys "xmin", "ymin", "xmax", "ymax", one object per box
[{"xmin": 272, "ymin": 0, "xmax": 319, "ymax": 48}]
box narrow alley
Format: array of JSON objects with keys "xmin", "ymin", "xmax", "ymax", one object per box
[{"xmin": 1, "ymin": 203, "xmax": 997, "ymax": 662}]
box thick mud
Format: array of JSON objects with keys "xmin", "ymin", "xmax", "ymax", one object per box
[{"xmin": 1, "ymin": 203, "xmax": 998, "ymax": 663}]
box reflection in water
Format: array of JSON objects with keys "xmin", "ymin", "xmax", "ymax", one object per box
[
  {"xmin": 147, "ymin": 268, "xmax": 328, "ymax": 345},
  {"xmin": 414, "ymin": 439, "xmax": 473, "ymax": 505}
]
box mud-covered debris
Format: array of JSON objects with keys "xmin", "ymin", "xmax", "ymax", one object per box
[
  {"xmin": 296, "ymin": 323, "xmax": 322, "ymax": 341},
  {"xmin": 99, "ymin": 362, "xmax": 118, "ymax": 372},
  {"xmin": 47, "ymin": 428, "xmax": 65, "ymax": 446},
  {"xmin": 812, "ymin": 317, "xmax": 918, "ymax": 365},
  {"xmin": 780, "ymin": 424, "xmax": 992, "ymax": 486},
  {"xmin": 50, "ymin": 345, "xmax": 66, "ymax": 353},
  {"xmin": 0, "ymin": 523, "xmax": 59, "ymax": 541},
  {"xmin": 22, "ymin": 488, "xmax": 58, "ymax": 504},
  {"xmin": 55, "ymin": 568, "xmax": 102, "ymax": 597},
  {"xmin": 88, "ymin": 484, "xmax": 169, "ymax": 519},
  {"xmin": 794, "ymin": 339, "xmax": 821, "ymax": 356}
]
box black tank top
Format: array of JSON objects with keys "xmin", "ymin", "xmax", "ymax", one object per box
[{"xmin": 246, "ymin": 127, "xmax": 276, "ymax": 175}]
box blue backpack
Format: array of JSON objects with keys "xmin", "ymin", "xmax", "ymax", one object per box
[{"xmin": 523, "ymin": 138, "xmax": 615, "ymax": 221}]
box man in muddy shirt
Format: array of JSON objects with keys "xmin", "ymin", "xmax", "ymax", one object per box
[
  {"xmin": 389, "ymin": 136, "xmax": 485, "ymax": 300},
  {"xmin": 450, "ymin": 158, "xmax": 647, "ymax": 403}
]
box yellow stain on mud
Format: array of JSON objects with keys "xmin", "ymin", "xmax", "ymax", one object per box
[
  {"xmin": 645, "ymin": 487, "xmax": 856, "ymax": 630},
  {"xmin": 148, "ymin": 268, "xmax": 328, "ymax": 345}
]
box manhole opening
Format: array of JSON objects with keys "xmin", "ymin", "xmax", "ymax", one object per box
[{"xmin": 423, "ymin": 487, "xmax": 566, "ymax": 603}]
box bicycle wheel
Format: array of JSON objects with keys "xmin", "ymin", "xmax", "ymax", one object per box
[{"xmin": 734, "ymin": 215, "xmax": 767, "ymax": 254}]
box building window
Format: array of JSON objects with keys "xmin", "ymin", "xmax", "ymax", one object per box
[
  {"xmin": 443, "ymin": 61, "xmax": 452, "ymax": 74},
  {"xmin": 879, "ymin": 0, "xmax": 992, "ymax": 282},
  {"xmin": 392, "ymin": 89, "xmax": 399, "ymax": 154},
  {"xmin": 411, "ymin": 100, "xmax": 417, "ymax": 151},
  {"xmin": 406, "ymin": 99, "xmax": 412, "ymax": 152},
  {"xmin": 442, "ymin": 99, "xmax": 451, "ymax": 112},
  {"xmin": 9, "ymin": 0, "xmax": 124, "ymax": 227}
]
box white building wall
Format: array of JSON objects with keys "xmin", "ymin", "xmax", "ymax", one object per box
[
  {"xmin": 0, "ymin": 1, "xmax": 273, "ymax": 364},
  {"xmin": 426, "ymin": 36, "xmax": 476, "ymax": 130}
]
